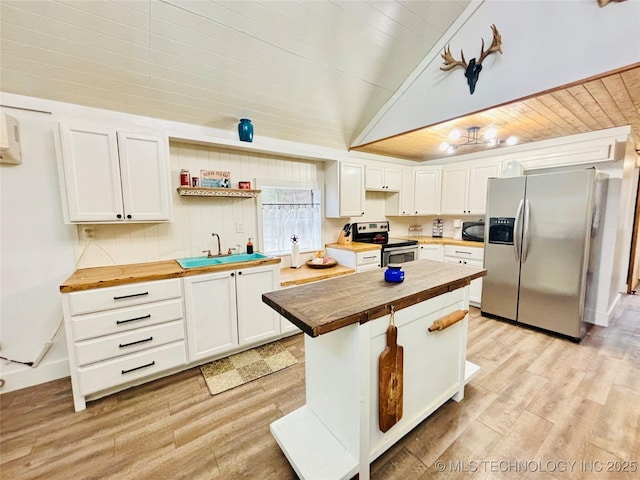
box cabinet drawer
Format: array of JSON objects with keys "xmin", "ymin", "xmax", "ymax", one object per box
[
  {"xmin": 74, "ymin": 320, "xmax": 185, "ymax": 366},
  {"xmin": 356, "ymin": 251, "xmax": 380, "ymax": 265},
  {"xmin": 443, "ymin": 245, "xmax": 484, "ymax": 261},
  {"xmin": 77, "ymin": 341, "xmax": 186, "ymax": 396},
  {"xmin": 71, "ymin": 298, "xmax": 183, "ymax": 341},
  {"xmin": 68, "ymin": 278, "xmax": 181, "ymax": 315}
]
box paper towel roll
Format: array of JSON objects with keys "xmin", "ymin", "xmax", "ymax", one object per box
[{"xmin": 291, "ymin": 243, "xmax": 301, "ymax": 269}]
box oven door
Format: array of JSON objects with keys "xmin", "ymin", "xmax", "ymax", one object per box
[{"xmin": 382, "ymin": 245, "xmax": 419, "ymax": 267}]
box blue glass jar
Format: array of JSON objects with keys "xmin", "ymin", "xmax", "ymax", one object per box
[
  {"xmin": 238, "ymin": 118, "xmax": 253, "ymax": 142},
  {"xmin": 385, "ymin": 263, "xmax": 404, "ymax": 283}
]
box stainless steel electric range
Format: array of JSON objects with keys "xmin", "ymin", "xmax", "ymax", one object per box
[{"xmin": 351, "ymin": 221, "xmax": 419, "ymax": 267}]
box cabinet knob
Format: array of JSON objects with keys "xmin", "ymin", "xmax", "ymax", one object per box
[
  {"xmin": 126, "ymin": 214, "xmax": 132, "ymax": 219},
  {"xmin": 238, "ymin": 271, "xmax": 243, "ymax": 275},
  {"xmin": 231, "ymin": 272, "xmax": 235, "ymax": 277},
  {"xmin": 116, "ymin": 214, "xmax": 122, "ymax": 219}
]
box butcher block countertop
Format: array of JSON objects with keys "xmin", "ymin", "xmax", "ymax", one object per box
[
  {"xmin": 324, "ymin": 242, "xmax": 382, "ymax": 252},
  {"xmin": 401, "ymin": 236, "xmax": 484, "ymax": 248},
  {"xmin": 263, "ymin": 259, "xmax": 486, "ymax": 338},
  {"xmin": 60, "ymin": 256, "xmax": 282, "ymax": 293},
  {"xmin": 280, "ymin": 264, "xmax": 355, "ymax": 287}
]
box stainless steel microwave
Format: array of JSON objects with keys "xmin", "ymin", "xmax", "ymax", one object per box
[{"xmin": 462, "ymin": 221, "xmax": 485, "ymax": 242}]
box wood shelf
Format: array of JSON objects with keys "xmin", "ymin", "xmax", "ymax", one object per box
[{"xmin": 177, "ymin": 187, "xmax": 261, "ymax": 198}]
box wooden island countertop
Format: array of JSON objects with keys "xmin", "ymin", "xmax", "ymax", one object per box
[{"xmin": 263, "ymin": 259, "xmax": 485, "ymax": 337}]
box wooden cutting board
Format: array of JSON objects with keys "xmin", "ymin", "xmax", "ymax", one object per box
[{"xmin": 378, "ymin": 309, "xmax": 403, "ymax": 433}]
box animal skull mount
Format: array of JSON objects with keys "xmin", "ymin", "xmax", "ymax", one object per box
[{"xmin": 440, "ymin": 24, "xmax": 503, "ymax": 94}]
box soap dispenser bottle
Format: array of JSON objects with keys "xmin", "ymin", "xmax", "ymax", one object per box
[{"xmin": 246, "ymin": 238, "xmax": 254, "ymax": 254}]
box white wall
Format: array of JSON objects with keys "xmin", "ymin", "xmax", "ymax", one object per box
[{"xmin": 0, "ymin": 108, "xmax": 76, "ymax": 391}]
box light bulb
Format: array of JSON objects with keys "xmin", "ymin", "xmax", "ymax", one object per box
[
  {"xmin": 487, "ymin": 138, "xmax": 497, "ymax": 147},
  {"xmin": 439, "ymin": 142, "xmax": 450, "ymax": 152},
  {"xmin": 446, "ymin": 146, "xmax": 456, "ymax": 154},
  {"xmin": 448, "ymin": 129, "xmax": 462, "ymax": 141},
  {"xmin": 484, "ymin": 127, "xmax": 497, "ymax": 140},
  {"xmin": 506, "ymin": 136, "xmax": 518, "ymax": 146}
]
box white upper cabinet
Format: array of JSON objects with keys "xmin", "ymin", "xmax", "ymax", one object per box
[
  {"xmin": 385, "ymin": 168, "xmax": 415, "ymax": 216},
  {"xmin": 441, "ymin": 161, "xmax": 500, "ymax": 215},
  {"xmin": 413, "ymin": 167, "xmax": 442, "ymax": 215},
  {"xmin": 440, "ymin": 165, "xmax": 469, "ymax": 215},
  {"xmin": 59, "ymin": 123, "xmax": 171, "ymax": 223},
  {"xmin": 467, "ymin": 162, "xmax": 500, "ymax": 215},
  {"xmin": 365, "ymin": 163, "xmax": 402, "ymax": 191},
  {"xmin": 325, "ymin": 161, "xmax": 365, "ymax": 218}
]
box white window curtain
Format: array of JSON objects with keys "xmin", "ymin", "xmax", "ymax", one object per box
[{"xmin": 259, "ymin": 185, "xmax": 322, "ymax": 256}]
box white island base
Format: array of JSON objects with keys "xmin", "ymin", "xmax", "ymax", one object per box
[{"xmin": 270, "ymin": 286, "xmax": 479, "ymax": 480}]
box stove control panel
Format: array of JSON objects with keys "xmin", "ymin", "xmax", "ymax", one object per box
[{"xmin": 354, "ymin": 222, "xmax": 389, "ymax": 233}]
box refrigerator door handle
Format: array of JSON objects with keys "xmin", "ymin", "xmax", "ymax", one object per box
[
  {"xmin": 522, "ymin": 199, "xmax": 531, "ymax": 263},
  {"xmin": 514, "ymin": 199, "xmax": 524, "ymax": 262}
]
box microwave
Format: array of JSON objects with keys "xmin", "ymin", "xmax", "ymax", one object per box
[{"xmin": 462, "ymin": 221, "xmax": 485, "ymax": 242}]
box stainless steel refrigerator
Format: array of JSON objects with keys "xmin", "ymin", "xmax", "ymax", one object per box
[{"xmin": 481, "ymin": 169, "xmax": 607, "ymax": 341}]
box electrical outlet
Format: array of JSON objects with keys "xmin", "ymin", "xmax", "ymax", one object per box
[
  {"xmin": 235, "ymin": 222, "xmax": 244, "ymax": 233},
  {"xmin": 83, "ymin": 227, "xmax": 95, "ymax": 240}
]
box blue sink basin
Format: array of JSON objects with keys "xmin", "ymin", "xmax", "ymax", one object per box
[{"xmin": 177, "ymin": 252, "xmax": 270, "ymax": 269}]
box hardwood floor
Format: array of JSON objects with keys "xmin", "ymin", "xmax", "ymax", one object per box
[{"xmin": 2, "ymin": 294, "xmax": 639, "ymax": 479}]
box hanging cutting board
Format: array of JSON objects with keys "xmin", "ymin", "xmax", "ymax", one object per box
[{"xmin": 378, "ymin": 308, "xmax": 403, "ymax": 433}]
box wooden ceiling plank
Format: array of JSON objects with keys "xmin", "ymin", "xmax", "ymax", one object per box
[
  {"xmin": 522, "ymin": 97, "xmax": 580, "ymax": 137},
  {"xmin": 600, "ymin": 75, "xmax": 639, "ymax": 121},
  {"xmin": 583, "ymin": 79, "xmax": 629, "ymax": 126},
  {"xmin": 619, "ymin": 69, "xmax": 640, "ymax": 115},
  {"xmin": 538, "ymin": 92, "xmax": 593, "ymax": 132},
  {"xmin": 566, "ymin": 84, "xmax": 616, "ymax": 129}
]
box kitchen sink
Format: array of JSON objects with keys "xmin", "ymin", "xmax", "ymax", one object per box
[{"xmin": 176, "ymin": 252, "xmax": 270, "ymax": 269}]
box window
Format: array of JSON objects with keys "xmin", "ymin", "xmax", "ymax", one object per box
[{"xmin": 258, "ymin": 182, "xmax": 322, "ymax": 256}]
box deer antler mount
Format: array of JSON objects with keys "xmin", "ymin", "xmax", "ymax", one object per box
[{"xmin": 440, "ymin": 24, "xmax": 502, "ymax": 94}]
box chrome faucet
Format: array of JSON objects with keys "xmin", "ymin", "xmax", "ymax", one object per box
[{"xmin": 211, "ymin": 233, "xmax": 222, "ymax": 256}]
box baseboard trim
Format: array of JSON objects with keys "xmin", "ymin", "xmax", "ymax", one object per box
[{"xmin": 0, "ymin": 358, "xmax": 70, "ymax": 394}]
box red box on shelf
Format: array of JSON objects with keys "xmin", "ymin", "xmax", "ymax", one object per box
[{"xmin": 238, "ymin": 181, "xmax": 251, "ymax": 190}]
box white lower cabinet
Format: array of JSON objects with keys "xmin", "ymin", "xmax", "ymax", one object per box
[
  {"xmin": 183, "ymin": 264, "xmax": 281, "ymax": 363},
  {"xmin": 443, "ymin": 245, "xmax": 484, "ymax": 307},
  {"xmin": 62, "ymin": 279, "xmax": 186, "ymax": 411}
]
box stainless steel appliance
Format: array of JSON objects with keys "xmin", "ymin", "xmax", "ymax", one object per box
[
  {"xmin": 352, "ymin": 221, "xmax": 419, "ymax": 267},
  {"xmin": 462, "ymin": 221, "xmax": 485, "ymax": 242},
  {"xmin": 481, "ymin": 169, "xmax": 607, "ymax": 341}
]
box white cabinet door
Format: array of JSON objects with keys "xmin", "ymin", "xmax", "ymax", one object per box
[
  {"xmin": 419, "ymin": 244, "xmax": 444, "ymax": 262},
  {"xmin": 59, "ymin": 124, "xmax": 124, "ymax": 222},
  {"xmin": 236, "ymin": 264, "xmax": 281, "ymax": 345},
  {"xmin": 365, "ymin": 165, "xmax": 401, "ymax": 192},
  {"xmin": 467, "ymin": 162, "xmax": 500, "ymax": 215},
  {"xmin": 117, "ymin": 131, "xmax": 171, "ymax": 222},
  {"xmin": 59, "ymin": 123, "xmax": 171, "ymax": 223},
  {"xmin": 384, "ymin": 166, "xmax": 402, "ymax": 191},
  {"xmin": 414, "ymin": 168, "xmax": 441, "ymax": 215},
  {"xmin": 385, "ymin": 168, "xmax": 414, "ymax": 216},
  {"xmin": 465, "ymin": 259, "xmax": 484, "ymax": 306},
  {"xmin": 183, "ymin": 271, "xmax": 238, "ymax": 362},
  {"xmin": 441, "ymin": 165, "xmax": 469, "ymax": 214},
  {"xmin": 326, "ymin": 162, "xmax": 365, "ymax": 217}
]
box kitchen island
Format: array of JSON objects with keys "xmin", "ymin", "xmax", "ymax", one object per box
[{"xmin": 262, "ymin": 259, "xmax": 486, "ymax": 480}]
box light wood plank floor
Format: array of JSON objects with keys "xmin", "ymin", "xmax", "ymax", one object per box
[{"xmin": 2, "ymin": 294, "xmax": 640, "ymax": 479}]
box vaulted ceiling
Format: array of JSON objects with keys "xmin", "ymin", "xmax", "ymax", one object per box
[{"xmin": 0, "ymin": 0, "xmax": 638, "ymax": 162}]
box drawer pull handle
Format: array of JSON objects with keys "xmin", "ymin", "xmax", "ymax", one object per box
[
  {"xmin": 116, "ymin": 314, "xmax": 151, "ymax": 325},
  {"xmin": 119, "ymin": 336, "xmax": 153, "ymax": 348},
  {"xmin": 121, "ymin": 361, "xmax": 155, "ymax": 375},
  {"xmin": 113, "ymin": 291, "xmax": 149, "ymax": 300},
  {"xmin": 454, "ymin": 251, "xmax": 472, "ymax": 255},
  {"xmin": 363, "ymin": 255, "xmax": 377, "ymax": 260}
]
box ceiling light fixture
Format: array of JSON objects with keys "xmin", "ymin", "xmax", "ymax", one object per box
[{"xmin": 439, "ymin": 126, "xmax": 518, "ymax": 154}]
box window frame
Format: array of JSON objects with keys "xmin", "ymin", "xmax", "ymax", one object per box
[{"xmin": 255, "ymin": 178, "xmax": 323, "ymax": 256}]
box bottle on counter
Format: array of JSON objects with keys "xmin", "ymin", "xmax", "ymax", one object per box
[
  {"xmin": 246, "ymin": 238, "xmax": 254, "ymax": 254},
  {"xmin": 180, "ymin": 169, "xmax": 191, "ymax": 186}
]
